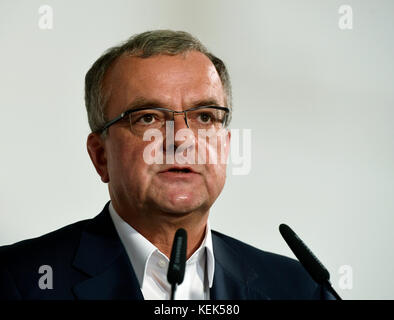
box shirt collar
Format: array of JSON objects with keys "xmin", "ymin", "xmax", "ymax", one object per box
[{"xmin": 108, "ymin": 201, "xmax": 215, "ymax": 288}]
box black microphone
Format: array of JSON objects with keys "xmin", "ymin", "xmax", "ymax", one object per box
[
  {"xmin": 279, "ymin": 223, "xmax": 342, "ymax": 300},
  {"xmin": 167, "ymin": 228, "xmax": 187, "ymax": 300}
]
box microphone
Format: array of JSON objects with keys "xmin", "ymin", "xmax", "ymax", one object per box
[
  {"xmin": 167, "ymin": 228, "xmax": 187, "ymax": 300},
  {"xmin": 279, "ymin": 223, "xmax": 342, "ymax": 300}
]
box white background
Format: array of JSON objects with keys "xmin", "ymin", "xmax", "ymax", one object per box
[{"xmin": 1, "ymin": 0, "xmax": 393, "ymax": 299}]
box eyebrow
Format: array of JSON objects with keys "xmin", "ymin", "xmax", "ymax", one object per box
[{"xmin": 123, "ymin": 97, "xmax": 222, "ymax": 112}]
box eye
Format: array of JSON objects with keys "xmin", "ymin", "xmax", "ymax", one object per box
[
  {"xmin": 131, "ymin": 112, "xmax": 160, "ymax": 126},
  {"xmin": 139, "ymin": 113, "xmax": 156, "ymax": 125},
  {"xmin": 197, "ymin": 112, "xmax": 213, "ymax": 124}
]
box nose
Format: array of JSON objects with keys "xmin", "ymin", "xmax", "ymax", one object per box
[
  {"xmin": 162, "ymin": 112, "xmax": 196, "ymax": 162},
  {"xmin": 173, "ymin": 112, "xmax": 188, "ymax": 129},
  {"xmin": 172, "ymin": 113, "xmax": 194, "ymax": 149}
]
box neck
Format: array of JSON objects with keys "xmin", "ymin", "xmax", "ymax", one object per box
[{"xmin": 112, "ymin": 201, "xmax": 209, "ymax": 259}]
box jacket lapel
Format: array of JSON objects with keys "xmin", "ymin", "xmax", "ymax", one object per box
[
  {"xmin": 71, "ymin": 203, "xmax": 270, "ymax": 300},
  {"xmin": 72, "ymin": 202, "xmax": 143, "ymax": 300},
  {"xmin": 210, "ymin": 232, "xmax": 270, "ymax": 300}
]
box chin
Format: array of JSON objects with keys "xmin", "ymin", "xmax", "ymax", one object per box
[{"xmin": 158, "ymin": 194, "xmax": 206, "ymax": 215}]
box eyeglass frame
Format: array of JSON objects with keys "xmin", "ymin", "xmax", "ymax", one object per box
[{"xmin": 98, "ymin": 105, "xmax": 231, "ymax": 134}]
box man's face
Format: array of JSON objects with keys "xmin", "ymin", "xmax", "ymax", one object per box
[{"xmin": 88, "ymin": 51, "xmax": 230, "ymax": 216}]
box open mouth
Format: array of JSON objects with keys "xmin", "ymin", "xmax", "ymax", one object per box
[
  {"xmin": 157, "ymin": 166, "xmax": 199, "ymax": 181},
  {"xmin": 159, "ymin": 166, "xmax": 197, "ymax": 175},
  {"xmin": 167, "ymin": 168, "xmax": 192, "ymax": 173}
]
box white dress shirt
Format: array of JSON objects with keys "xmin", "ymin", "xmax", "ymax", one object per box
[{"xmin": 108, "ymin": 202, "xmax": 215, "ymax": 300}]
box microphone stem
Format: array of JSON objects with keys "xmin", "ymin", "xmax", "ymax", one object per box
[
  {"xmin": 324, "ymin": 281, "xmax": 342, "ymax": 300},
  {"xmin": 170, "ymin": 283, "xmax": 177, "ymax": 300}
]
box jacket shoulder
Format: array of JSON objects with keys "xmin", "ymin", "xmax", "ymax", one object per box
[
  {"xmin": 211, "ymin": 230, "xmax": 324, "ymax": 299},
  {"xmin": 1, "ymin": 220, "xmax": 90, "ymax": 273},
  {"xmin": 0, "ymin": 218, "xmax": 92, "ymax": 300},
  {"xmin": 212, "ymin": 229, "xmax": 301, "ymax": 266},
  {"xmin": 0, "ymin": 218, "xmax": 90, "ymax": 261}
]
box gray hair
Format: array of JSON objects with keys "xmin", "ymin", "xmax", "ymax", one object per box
[{"xmin": 84, "ymin": 30, "xmax": 232, "ymax": 134}]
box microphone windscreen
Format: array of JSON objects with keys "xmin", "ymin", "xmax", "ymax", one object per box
[
  {"xmin": 167, "ymin": 228, "xmax": 187, "ymax": 285},
  {"xmin": 279, "ymin": 223, "xmax": 330, "ymax": 285}
]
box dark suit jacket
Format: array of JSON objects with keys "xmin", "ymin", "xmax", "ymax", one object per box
[{"xmin": 0, "ymin": 202, "xmax": 334, "ymax": 300}]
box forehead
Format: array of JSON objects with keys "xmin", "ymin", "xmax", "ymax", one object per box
[{"xmin": 103, "ymin": 51, "xmax": 225, "ymax": 116}]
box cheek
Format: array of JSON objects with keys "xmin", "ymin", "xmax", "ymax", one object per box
[
  {"xmin": 107, "ymin": 136, "xmax": 149, "ymax": 178},
  {"xmin": 205, "ymin": 163, "xmax": 227, "ymax": 193},
  {"xmin": 202, "ymin": 129, "xmax": 230, "ymax": 165},
  {"xmin": 199, "ymin": 131, "xmax": 229, "ymax": 192}
]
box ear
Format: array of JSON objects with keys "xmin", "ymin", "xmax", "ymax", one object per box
[{"xmin": 87, "ymin": 133, "xmax": 109, "ymax": 183}]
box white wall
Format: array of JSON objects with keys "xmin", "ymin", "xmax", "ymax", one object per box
[{"xmin": 1, "ymin": 0, "xmax": 393, "ymax": 299}]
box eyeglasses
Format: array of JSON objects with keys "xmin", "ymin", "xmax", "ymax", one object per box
[{"xmin": 99, "ymin": 105, "xmax": 230, "ymax": 136}]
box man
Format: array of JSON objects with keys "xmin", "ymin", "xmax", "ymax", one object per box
[{"xmin": 0, "ymin": 30, "xmax": 334, "ymax": 300}]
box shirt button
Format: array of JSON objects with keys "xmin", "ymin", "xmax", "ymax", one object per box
[{"xmin": 158, "ymin": 259, "xmax": 167, "ymax": 268}]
